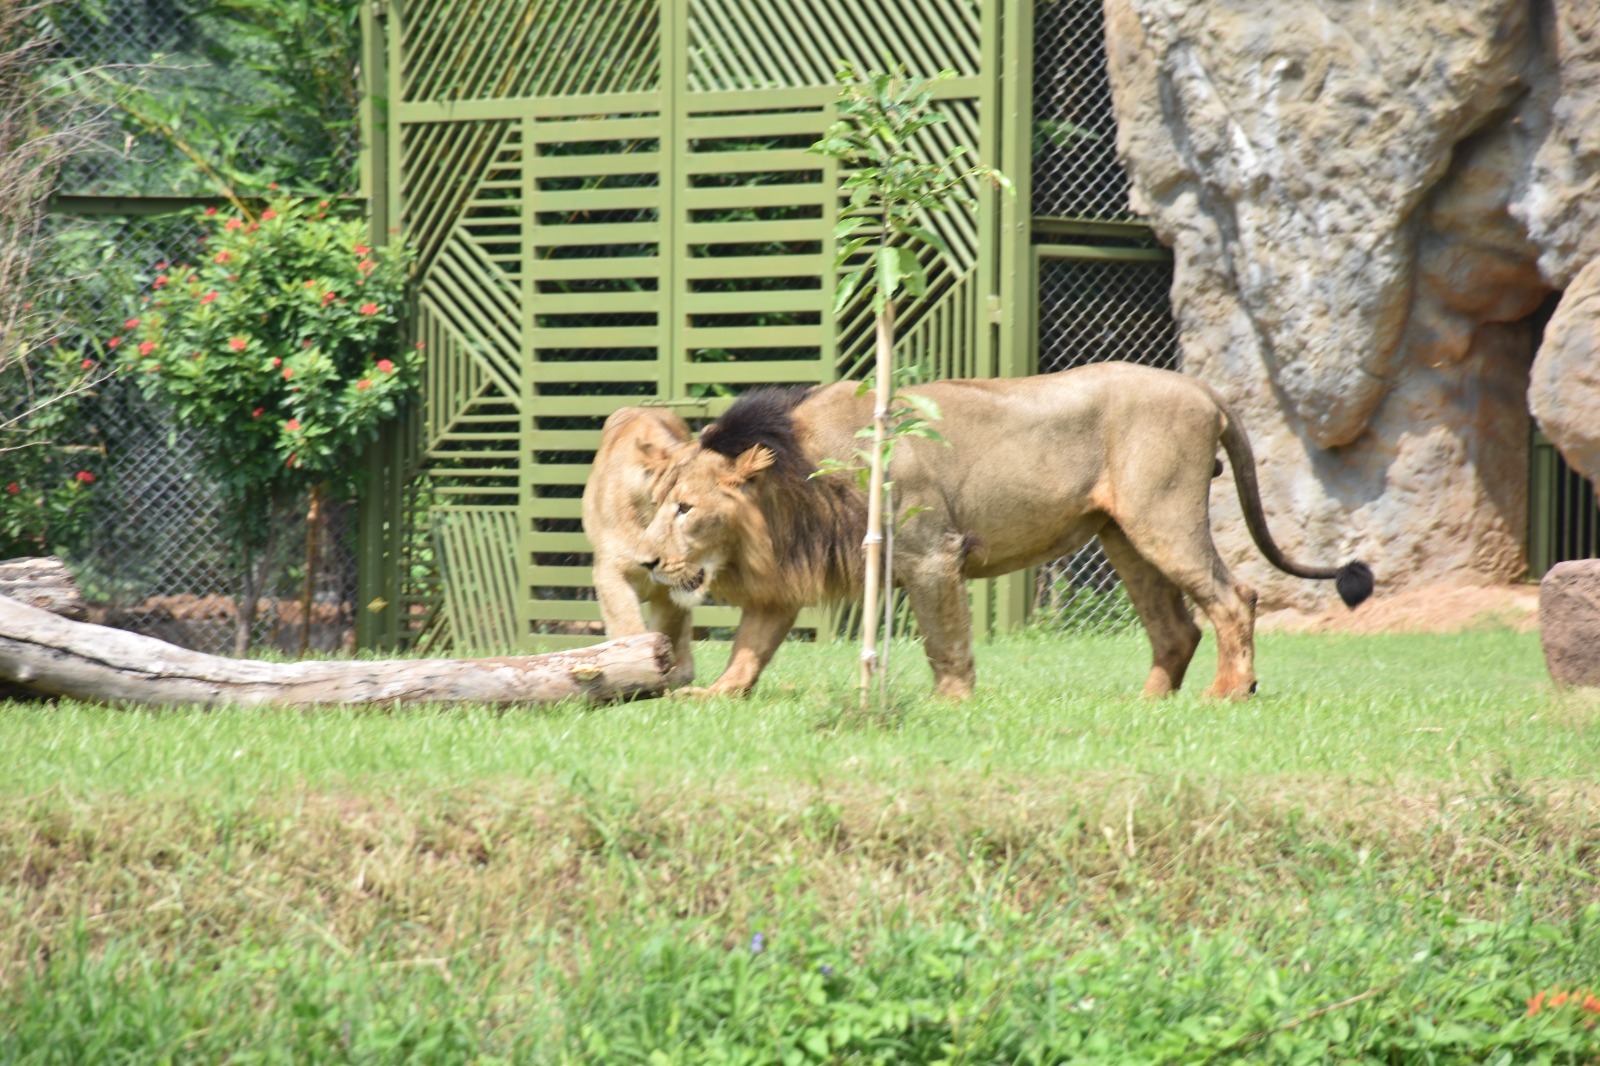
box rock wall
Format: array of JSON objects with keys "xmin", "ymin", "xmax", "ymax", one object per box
[{"xmin": 1103, "ymin": 0, "xmax": 1600, "ymax": 607}]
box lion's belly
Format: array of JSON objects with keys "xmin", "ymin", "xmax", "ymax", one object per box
[{"xmin": 958, "ymin": 511, "xmax": 1106, "ymax": 579}]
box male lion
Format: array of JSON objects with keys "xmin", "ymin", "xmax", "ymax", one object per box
[
  {"xmin": 634, "ymin": 362, "xmax": 1373, "ymax": 700},
  {"xmin": 581, "ymin": 406, "xmax": 696, "ymax": 686}
]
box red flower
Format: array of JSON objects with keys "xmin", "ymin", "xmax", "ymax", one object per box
[
  {"xmin": 352, "ymin": 244, "xmax": 370, "ymax": 255},
  {"xmin": 75, "ymin": 471, "xmax": 95, "ymax": 484},
  {"xmin": 214, "ymin": 251, "xmax": 232, "ymax": 265},
  {"xmin": 155, "ymin": 261, "xmax": 168, "ymax": 270},
  {"xmin": 286, "ymin": 453, "xmax": 299, "ymax": 468},
  {"xmin": 145, "ymin": 364, "xmax": 160, "ymax": 373},
  {"xmin": 356, "ymin": 378, "xmax": 372, "ymax": 391},
  {"xmin": 153, "ymin": 276, "xmax": 168, "ymax": 289},
  {"xmin": 204, "ymin": 206, "xmax": 218, "ymax": 216},
  {"xmin": 358, "ymin": 259, "xmax": 375, "ymax": 273},
  {"xmin": 246, "ymin": 223, "xmax": 259, "ymax": 233},
  {"xmin": 80, "ymin": 359, "xmax": 94, "ymax": 370},
  {"xmin": 415, "ymin": 341, "xmax": 425, "ymax": 350},
  {"xmin": 321, "ymin": 292, "xmax": 336, "ymax": 306},
  {"xmin": 107, "ymin": 336, "xmax": 121, "ymax": 348},
  {"xmin": 5, "ymin": 482, "xmax": 17, "ymax": 494},
  {"xmin": 284, "ymin": 418, "xmax": 300, "ymax": 432},
  {"xmin": 138, "ymin": 341, "xmax": 156, "ymax": 356},
  {"xmin": 229, "ymin": 337, "xmax": 248, "ymax": 351},
  {"xmin": 282, "ymin": 367, "xmax": 293, "ymax": 380},
  {"xmin": 376, "ymin": 359, "xmax": 394, "ymax": 374},
  {"xmin": 251, "ymin": 407, "xmax": 263, "ymax": 419},
  {"xmin": 318, "ymin": 200, "xmax": 329, "ymax": 208},
  {"xmin": 272, "ymin": 357, "xmax": 282, "ymax": 367},
  {"xmin": 261, "ymin": 210, "xmax": 277, "ymax": 220},
  {"xmin": 124, "ymin": 317, "xmax": 140, "ymax": 330},
  {"xmin": 224, "ymin": 218, "xmax": 243, "ymax": 231},
  {"xmin": 268, "ymin": 182, "xmax": 279, "ymax": 190},
  {"xmin": 201, "ymin": 291, "xmax": 218, "ymax": 305},
  {"xmin": 358, "ymin": 302, "xmax": 379, "ymax": 316}
]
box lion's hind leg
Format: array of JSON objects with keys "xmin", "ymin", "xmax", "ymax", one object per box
[
  {"xmin": 1098, "ymin": 524, "xmax": 1202, "ymax": 697},
  {"xmin": 1106, "ymin": 480, "xmax": 1258, "ymax": 700}
]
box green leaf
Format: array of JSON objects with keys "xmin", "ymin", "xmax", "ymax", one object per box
[
  {"xmin": 832, "ymin": 268, "xmax": 868, "ymax": 315},
  {"xmin": 900, "ymin": 393, "xmax": 942, "ymax": 423},
  {"xmin": 875, "ymin": 245, "xmax": 901, "ymax": 301},
  {"xmin": 894, "ymin": 246, "xmax": 927, "ymax": 298},
  {"xmin": 902, "ymin": 225, "xmax": 952, "ymax": 262}
]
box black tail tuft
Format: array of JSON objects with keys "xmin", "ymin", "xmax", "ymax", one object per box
[{"xmin": 1335, "ymin": 561, "xmax": 1374, "ymax": 609}]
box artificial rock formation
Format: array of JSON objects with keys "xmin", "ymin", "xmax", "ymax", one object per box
[
  {"xmin": 1539, "ymin": 560, "xmax": 1600, "ymax": 687},
  {"xmin": 1103, "ymin": 0, "xmax": 1600, "ymax": 606}
]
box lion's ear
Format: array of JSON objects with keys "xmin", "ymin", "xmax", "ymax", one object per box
[
  {"xmin": 636, "ymin": 438, "xmax": 672, "ymax": 475},
  {"xmin": 723, "ymin": 445, "xmax": 775, "ymax": 486}
]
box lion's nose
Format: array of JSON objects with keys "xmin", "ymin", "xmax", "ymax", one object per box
[{"xmin": 637, "ymin": 557, "xmax": 660, "ymax": 572}]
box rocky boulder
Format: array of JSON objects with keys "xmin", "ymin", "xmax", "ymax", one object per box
[
  {"xmin": 1539, "ymin": 560, "xmax": 1600, "ymax": 686},
  {"xmin": 1103, "ymin": 0, "xmax": 1600, "ymax": 607}
]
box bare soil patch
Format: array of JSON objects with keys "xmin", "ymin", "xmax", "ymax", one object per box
[{"xmin": 1260, "ymin": 583, "xmax": 1539, "ymax": 635}]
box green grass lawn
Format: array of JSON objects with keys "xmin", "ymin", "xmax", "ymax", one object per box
[{"xmin": 3, "ymin": 628, "xmax": 1599, "ymax": 1063}]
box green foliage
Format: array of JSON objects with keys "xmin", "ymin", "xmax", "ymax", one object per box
[
  {"xmin": 810, "ymin": 63, "xmax": 1008, "ymax": 316},
  {"xmin": 0, "ymin": 346, "xmax": 106, "ymax": 558},
  {"xmin": 119, "ymin": 196, "xmax": 413, "ymax": 533},
  {"xmin": 62, "ymin": 0, "xmax": 362, "ymax": 196}
]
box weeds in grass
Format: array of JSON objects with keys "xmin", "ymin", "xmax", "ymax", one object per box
[{"xmin": 1, "ymin": 630, "xmax": 1597, "ymax": 1061}]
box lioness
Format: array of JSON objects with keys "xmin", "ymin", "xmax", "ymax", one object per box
[
  {"xmin": 581, "ymin": 406, "xmax": 696, "ymax": 686},
  {"xmin": 634, "ymin": 362, "xmax": 1373, "ymax": 699}
]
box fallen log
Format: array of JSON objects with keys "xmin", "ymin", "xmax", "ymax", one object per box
[
  {"xmin": 0, "ymin": 556, "xmax": 87, "ymax": 620},
  {"xmin": 0, "ymin": 594, "xmax": 674, "ymax": 708}
]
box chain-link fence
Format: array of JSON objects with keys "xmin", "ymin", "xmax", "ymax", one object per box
[
  {"xmin": 1026, "ymin": 0, "xmax": 1180, "ymax": 636},
  {"xmin": 1032, "ymin": 0, "xmax": 1131, "ymax": 223},
  {"xmin": 46, "ymin": 0, "xmax": 359, "ymax": 196},
  {"xmin": 31, "ymin": 0, "xmax": 364, "ymax": 656}
]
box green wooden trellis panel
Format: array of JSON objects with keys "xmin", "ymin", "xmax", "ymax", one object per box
[{"xmin": 367, "ymin": 0, "xmax": 1009, "ymax": 651}]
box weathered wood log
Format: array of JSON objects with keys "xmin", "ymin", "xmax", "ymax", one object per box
[
  {"xmin": 0, "ymin": 594, "xmax": 674, "ymax": 707},
  {"xmin": 0, "ymin": 556, "xmax": 87, "ymax": 620}
]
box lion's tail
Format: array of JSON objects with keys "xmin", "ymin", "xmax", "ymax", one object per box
[{"xmin": 1214, "ymin": 399, "xmax": 1374, "ymax": 609}]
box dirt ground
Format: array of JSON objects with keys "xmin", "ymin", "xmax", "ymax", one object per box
[{"xmin": 1258, "ymin": 584, "xmax": 1540, "ymax": 635}]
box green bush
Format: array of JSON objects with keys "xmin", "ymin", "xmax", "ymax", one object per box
[
  {"xmin": 0, "ymin": 345, "xmax": 104, "ymax": 558},
  {"xmin": 120, "ymin": 195, "xmax": 413, "ymax": 509}
]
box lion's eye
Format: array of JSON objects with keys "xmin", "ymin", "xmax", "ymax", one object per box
[{"xmin": 676, "ymin": 501, "xmax": 692, "ymax": 516}]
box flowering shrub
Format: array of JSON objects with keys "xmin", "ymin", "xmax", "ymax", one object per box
[
  {"xmin": 119, "ymin": 197, "xmax": 414, "ymax": 502},
  {"xmin": 1528, "ymin": 988, "xmax": 1600, "ymax": 1026},
  {"xmin": 0, "ymin": 345, "xmax": 104, "ymax": 557}
]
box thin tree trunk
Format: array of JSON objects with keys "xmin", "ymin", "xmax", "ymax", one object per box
[
  {"xmin": 234, "ymin": 499, "xmax": 280, "ymax": 657},
  {"xmin": 859, "ymin": 299, "xmax": 895, "ymax": 709},
  {"xmin": 234, "ymin": 540, "xmax": 257, "ymax": 657},
  {"xmin": 299, "ymin": 483, "xmax": 323, "ymax": 655}
]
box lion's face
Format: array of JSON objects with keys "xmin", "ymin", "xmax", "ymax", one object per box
[{"xmin": 636, "ymin": 444, "xmax": 774, "ymax": 607}]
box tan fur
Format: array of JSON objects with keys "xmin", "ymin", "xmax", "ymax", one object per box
[
  {"xmin": 580, "ymin": 407, "xmax": 696, "ymax": 686},
  {"xmin": 635, "ymin": 363, "xmax": 1370, "ymax": 699}
]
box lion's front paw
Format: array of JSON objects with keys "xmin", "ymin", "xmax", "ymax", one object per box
[{"xmin": 669, "ymin": 684, "xmax": 715, "ymax": 699}]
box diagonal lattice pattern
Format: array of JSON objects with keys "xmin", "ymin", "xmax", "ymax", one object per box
[
  {"xmin": 1032, "ymin": 0, "xmax": 1132, "ymax": 222},
  {"xmin": 401, "ymin": 0, "xmax": 661, "ymax": 102},
  {"xmin": 688, "ymin": 0, "xmax": 982, "ymax": 91}
]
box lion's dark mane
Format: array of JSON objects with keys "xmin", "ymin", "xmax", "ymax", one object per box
[{"xmin": 698, "ymin": 386, "xmax": 867, "ymax": 605}]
